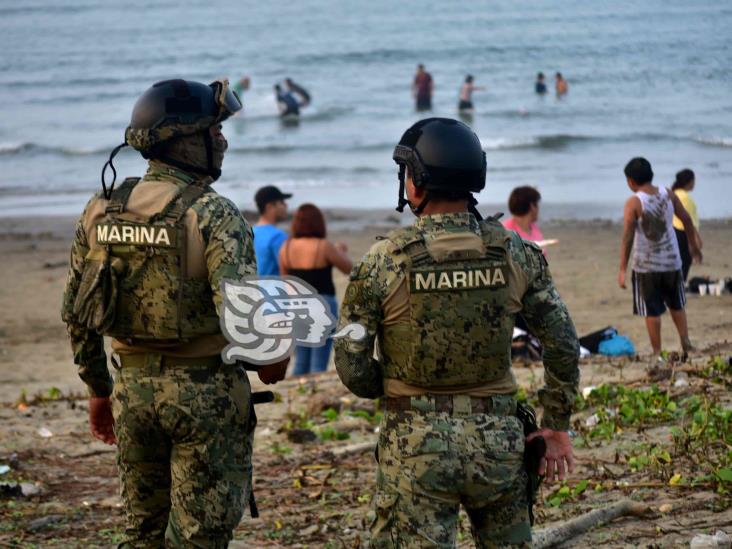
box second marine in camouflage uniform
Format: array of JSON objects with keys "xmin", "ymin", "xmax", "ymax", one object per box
[
  {"xmin": 334, "ymin": 118, "xmax": 580, "ymax": 548},
  {"xmin": 62, "ymin": 79, "xmax": 287, "ymax": 548}
]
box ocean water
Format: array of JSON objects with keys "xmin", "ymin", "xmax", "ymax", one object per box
[{"xmin": 1, "ymin": 0, "xmax": 731, "ymax": 219}]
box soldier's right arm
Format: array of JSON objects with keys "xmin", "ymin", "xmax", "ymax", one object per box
[
  {"xmin": 334, "ymin": 245, "xmax": 386, "ymax": 399},
  {"xmin": 61, "ymin": 199, "xmax": 113, "ymax": 398},
  {"xmin": 517, "ymin": 239, "xmax": 580, "ymax": 431}
]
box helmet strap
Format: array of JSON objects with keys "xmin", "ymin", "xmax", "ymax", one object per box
[
  {"xmin": 468, "ymin": 194, "xmax": 483, "ymax": 221},
  {"xmin": 395, "ymin": 164, "xmax": 410, "ymax": 213},
  {"xmin": 412, "ymin": 193, "xmax": 432, "ymax": 216},
  {"xmin": 203, "ymin": 130, "xmax": 221, "ymax": 180},
  {"xmin": 101, "ymin": 143, "xmax": 128, "ymax": 199}
]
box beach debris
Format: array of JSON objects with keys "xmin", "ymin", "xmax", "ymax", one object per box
[
  {"xmin": 287, "ymin": 428, "xmax": 318, "ymax": 444},
  {"xmin": 581, "ymin": 386, "xmax": 597, "ymax": 399},
  {"xmin": 674, "ymin": 371, "xmax": 690, "ymax": 388},
  {"xmin": 26, "ymin": 514, "xmax": 63, "ymax": 532},
  {"xmin": 37, "ymin": 427, "xmax": 53, "ymax": 438},
  {"xmin": 690, "ymin": 530, "xmax": 731, "ymax": 549},
  {"xmin": 658, "ymin": 503, "xmax": 673, "ymax": 513},
  {"xmin": 20, "ymin": 482, "xmax": 42, "ymax": 497},
  {"xmin": 532, "ymin": 499, "xmax": 653, "ymax": 549},
  {"xmin": 0, "ymin": 482, "xmax": 23, "ymax": 498},
  {"xmin": 299, "ymin": 524, "xmax": 320, "ymax": 536},
  {"xmin": 0, "ymin": 465, "xmax": 10, "ymax": 475},
  {"xmin": 0, "ymin": 481, "xmax": 42, "ymax": 498},
  {"xmin": 42, "ymin": 260, "xmax": 67, "ymax": 269}
]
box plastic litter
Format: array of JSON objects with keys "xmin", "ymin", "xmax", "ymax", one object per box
[
  {"xmin": 674, "ymin": 372, "xmax": 690, "ymax": 388},
  {"xmin": 690, "ymin": 530, "xmax": 731, "ymax": 549},
  {"xmin": 37, "ymin": 427, "xmax": 53, "ymax": 438},
  {"xmin": 0, "ymin": 465, "xmax": 10, "ymax": 475}
]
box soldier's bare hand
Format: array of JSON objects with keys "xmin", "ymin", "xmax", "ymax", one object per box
[
  {"xmin": 527, "ymin": 428, "xmax": 573, "ymax": 483},
  {"xmin": 617, "ymin": 269, "xmax": 626, "ymax": 289},
  {"xmin": 257, "ymin": 356, "xmax": 290, "ymax": 384},
  {"xmin": 89, "ymin": 397, "xmax": 116, "ymax": 445}
]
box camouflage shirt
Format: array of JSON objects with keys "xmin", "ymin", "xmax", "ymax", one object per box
[
  {"xmin": 334, "ymin": 212, "xmax": 580, "ymax": 430},
  {"xmin": 61, "ymin": 162, "xmax": 256, "ymax": 397}
]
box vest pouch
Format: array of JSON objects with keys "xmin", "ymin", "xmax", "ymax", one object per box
[{"xmin": 72, "ymin": 248, "xmax": 126, "ymax": 333}]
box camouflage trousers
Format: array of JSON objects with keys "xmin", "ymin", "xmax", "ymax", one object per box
[
  {"xmin": 111, "ymin": 355, "xmax": 254, "ymax": 549},
  {"xmin": 370, "ymin": 395, "xmax": 531, "ymax": 548}
]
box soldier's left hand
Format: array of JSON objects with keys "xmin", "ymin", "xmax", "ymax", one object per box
[
  {"xmin": 617, "ymin": 269, "xmax": 626, "ymax": 289},
  {"xmin": 257, "ymin": 356, "xmax": 290, "ymax": 384},
  {"xmin": 527, "ymin": 428, "xmax": 573, "ymax": 483},
  {"xmin": 89, "ymin": 397, "xmax": 116, "ymax": 445}
]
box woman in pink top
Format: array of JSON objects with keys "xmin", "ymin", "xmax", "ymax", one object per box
[{"xmin": 503, "ymin": 185, "xmax": 544, "ymax": 242}]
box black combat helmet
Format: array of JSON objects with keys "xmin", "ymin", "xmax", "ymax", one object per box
[
  {"xmin": 393, "ymin": 117, "xmax": 486, "ymax": 217},
  {"xmin": 101, "ymin": 79, "xmax": 242, "ymax": 197}
]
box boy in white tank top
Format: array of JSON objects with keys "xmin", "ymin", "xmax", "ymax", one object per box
[{"xmin": 618, "ymin": 157, "xmax": 702, "ymax": 364}]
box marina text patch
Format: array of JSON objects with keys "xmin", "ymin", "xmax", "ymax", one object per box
[
  {"xmin": 410, "ymin": 266, "xmax": 507, "ymax": 292},
  {"xmin": 96, "ymin": 223, "xmax": 176, "ymax": 247}
]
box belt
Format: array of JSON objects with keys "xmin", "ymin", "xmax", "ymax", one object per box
[
  {"xmin": 383, "ymin": 394, "xmax": 516, "ymax": 416},
  {"xmin": 118, "ymin": 354, "xmax": 221, "ymax": 369}
]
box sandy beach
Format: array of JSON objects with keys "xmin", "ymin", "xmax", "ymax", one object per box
[
  {"xmin": 0, "ymin": 211, "xmax": 729, "ymax": 403},
  {"xmin": 1, "ymin": 210, "xmax": 731, "ymax": 547}
]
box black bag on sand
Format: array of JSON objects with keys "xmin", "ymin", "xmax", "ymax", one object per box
[{"xmin": 579, "ymin": 326, "xmax": 615, "ymax": 354}]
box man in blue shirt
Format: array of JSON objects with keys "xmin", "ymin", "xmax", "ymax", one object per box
[{"xmin": 253, "ymin": 185, "xmax": 292, "ymax": 275}]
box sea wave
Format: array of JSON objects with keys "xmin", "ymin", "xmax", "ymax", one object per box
[
  {"xmin": 694, "ymin": 136, "xmax": 732, "ymax": 148},
  {"xmin": 0, "ymin": 142, "xmax": 108, "ymax": 156},
  {"xmin": 480, "ymin": 134, "xmax": 594, "ymax": 150}
]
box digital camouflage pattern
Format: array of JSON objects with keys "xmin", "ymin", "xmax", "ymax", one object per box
[
  {"xmin": 334, "ymin": 212, "xmax": 579, "ymax": 547},
  {"xmin": 61, "ymin": 161, "xmax": 257, "ymax": 547},
  {"xmin": 72, "ymin": 176, "xmax": 221, "ymax": 341},
  {"xmin": 61, "ymin": 162, "xmax": 256, "ymax": 398},
  {"xmin": 371, "ymin": 395, "xmax": 530, "ymax": 549},
  {"xmin": 335, "ymin": 212, "xmax": 580, "ymax": 430},
  {"xmin": 125, "ymin": 119, "xmax": 219, "ymax": 154},
  {"xmin": 378, "ymin": 218, "xmax": 513, "ymax": 387},
  {"xmin": 113, "ymin": 359, "xmax": 253, "ymax": 548}
]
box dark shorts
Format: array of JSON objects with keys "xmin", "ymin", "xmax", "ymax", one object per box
[
  {"xmin": 458, "ymin": 99, "xmax": 473, "ymax": 111},
  {"xmin": 632, "ymin": 270, "xmax": 686, "ymax": 317},
  {"xmin": 416, "ymin": 95, "xmax": 432, "ymax": 111}
]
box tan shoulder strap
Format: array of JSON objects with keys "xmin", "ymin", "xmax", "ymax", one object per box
[{"xmin": 104, "ymin": 177, "xmax": 141, "ymax": 216}]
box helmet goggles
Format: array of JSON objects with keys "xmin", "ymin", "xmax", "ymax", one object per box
[{"xmin": 210, "ymin": 79, "xmax": 242, "ymax": 122}]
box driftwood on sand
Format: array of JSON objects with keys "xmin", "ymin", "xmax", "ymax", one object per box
[{"xmin": 533, "ymin": 499, "xmax": 653, "ymax": 548}]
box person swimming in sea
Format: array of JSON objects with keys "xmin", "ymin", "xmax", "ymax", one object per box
[
  {"xmin": 274, "ymin": 83, "xmax": 300, "ymax": 118},
  {"xmin": 285, "ymin": 78, "xmax": 311, "ymax": 107},
  {"xmin": 457, "ymin": 74, "xmax": 484, "ymax": 116}
]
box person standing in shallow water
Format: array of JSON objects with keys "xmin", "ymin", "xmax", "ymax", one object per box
[
  {"xmin": 535, "ymin": 72, "xmax": 547, "ymax": 94},
  {"xmin": 413, "ymin": 63, "xmax": 434, "ymax": 111},
  {"xmin": 555, "ymin": 72, "xmax": 568, "ymax": 96},
  {"xmin": 671, "ymin": 168, "xmax": 702, "ymax": 281},
  {"xmin": 458, "ymin": 74, "xmax": 484, "ymax": 115},
  {"xmin": 618, "ymin": 157, "xmax": 702, "ymax": 365},
  {"xmin": 279, "ymin": 204, "xmax": 352, "ymax": 376}
]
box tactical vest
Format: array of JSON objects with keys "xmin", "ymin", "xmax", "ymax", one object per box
[
  {"xmin": 380, "ymin": 219, "xmax": 514, "ymax": 387},
  {"xmin": 73, "ymin": 177, "xmax": 220, "ymax": 341}
]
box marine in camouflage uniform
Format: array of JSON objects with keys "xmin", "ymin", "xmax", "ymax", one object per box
[
  {"xmin": 61, "ymin": 79, "xmax": 284, "ymax": 548},
  {"xmin": 334, "ymin": 118, "xmax": 580, "ymax": 548}
]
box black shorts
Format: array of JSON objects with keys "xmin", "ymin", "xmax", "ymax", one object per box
[
  {"xmin": 632, "ymin": 270, "xmax": 686, "ymax": 317},
  {"xmin": 458, "ymin": 99, "xmax": 473, "ymax": 111}
]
